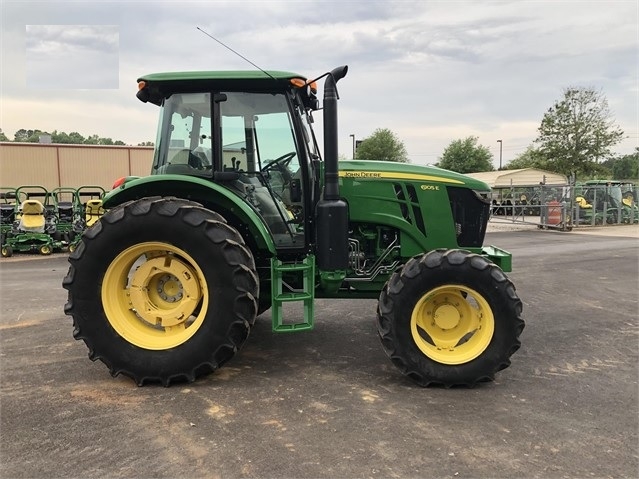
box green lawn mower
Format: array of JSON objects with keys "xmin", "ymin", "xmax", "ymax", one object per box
[
  {"xmin": 50, "ymin": 187, "xmax": 81, "ymax": 244},
  {"xmin": 1, "ymin": 186, "xmax": 62, "ymax": 257},
  {"xmin": 67, "ymin": 186, "xmax": 106, "ymax": 252}
]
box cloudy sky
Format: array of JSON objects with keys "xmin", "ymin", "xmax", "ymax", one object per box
[{"xmin": 1, "ymin": 0, "xmax": 637, "ymax": 168}]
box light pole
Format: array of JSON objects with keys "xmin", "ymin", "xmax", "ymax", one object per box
[
  {"xmin": 349, "ymin": 134, "xmax": 355, "ymax": 159},
  {"xmin": 497, "ymin": 139, "xmax": 503, "ymax": 170}
]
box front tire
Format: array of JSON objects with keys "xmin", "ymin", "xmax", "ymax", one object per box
[
  {"xmin": 377, "ymin": 249, "xmax": 524, "ymax": 387},
  {"xmin": 63, "ymin": 197, "xmax": 259, "ymax": 386}
]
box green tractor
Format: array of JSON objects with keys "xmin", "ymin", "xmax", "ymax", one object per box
[
  {"xmin": 575, "ymin": 180, "xmax": 639, "ymax": 225},
  {"xmin": 621, "ymin": 185, "xmax": 639, "ymax": 223},
  {"xmin": 63, "ymin": 66, "xmax": 524, "ymax": 387}
]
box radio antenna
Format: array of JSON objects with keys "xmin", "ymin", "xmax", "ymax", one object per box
[{"xmin": 196, "ymin": 27, "xmax": 277, "ymax": 81}]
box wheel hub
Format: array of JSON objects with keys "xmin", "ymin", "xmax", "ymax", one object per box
[
  {"xmin": 433, "ymin": 304, "xmax": 460, "ymax": 330},
  {"xmin": 156, "ymin": 274, "xmax": 183, "ymax": 302},
  {"xmin": 128, "ymin": 256, "xmax": 202, "ymax": 328}
]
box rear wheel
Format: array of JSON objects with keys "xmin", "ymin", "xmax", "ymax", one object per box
[
  {"xmin": 377, "ymin": 249, "xmax": 524, "ymax": 387},
  {"xmin": 63, "ymin": 197, "xmax": 259, "ymax": 386}
]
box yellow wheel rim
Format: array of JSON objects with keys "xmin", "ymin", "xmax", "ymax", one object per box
[
  {"xmin": 411, "ymin": 285, "xmax": 494, "ymax": 365},
  {"xmin": 102, "ymin": 242, "xmax": 208, "ymax": 350}
]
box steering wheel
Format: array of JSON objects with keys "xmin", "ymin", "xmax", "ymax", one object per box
[{"xmin": 263, "ymin": 151, "xmax": 296, "ymax": 174}]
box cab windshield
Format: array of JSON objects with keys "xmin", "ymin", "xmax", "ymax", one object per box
[{"xmin": 151, "ymin": 90, "xmax": 308, "ymax": 249}]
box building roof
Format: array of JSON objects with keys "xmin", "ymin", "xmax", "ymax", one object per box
[{"xmin": 465, "ymin": 168, "xmax": 567, "ymax": 188}]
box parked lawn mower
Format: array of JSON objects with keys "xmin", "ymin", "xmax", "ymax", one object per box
[
  {"xmin": 50, "ymin": 187, "xmax": 80, "ymax": 244},
  {"xmin": 0, "ymin": 188, "xmax": 24, "ymax": 246},
  {"xmin": 1, "ymin": 187, "xmax": 62, "ymax": 257},
  {"xmin": 68, "ymin": 186, "xmax": 106, "ymax": 252}
]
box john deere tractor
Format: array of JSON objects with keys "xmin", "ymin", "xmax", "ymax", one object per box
[{"xmin": 63, "ymin": 66, "xmax": 524, "ymax": 387}]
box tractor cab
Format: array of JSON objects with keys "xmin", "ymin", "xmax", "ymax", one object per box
[{"xmin": 139, "ymin": 71, "xmax": 320, "ymax": 249}]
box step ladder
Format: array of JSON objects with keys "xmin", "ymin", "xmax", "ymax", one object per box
[{"xmin": 270, "ymin": 255, "xmax": 315, "ymax": 332}]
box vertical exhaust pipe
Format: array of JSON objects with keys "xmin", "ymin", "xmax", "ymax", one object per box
[
  {"xmin": 323, "ymin": 65, "xmax": 348, "ymax": 200},
  {"xmin": 316, "ymin": 65, "xmax": 349, "ymax": 271}
]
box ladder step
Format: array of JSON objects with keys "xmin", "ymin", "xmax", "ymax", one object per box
[
  {"xmin": 273, "ymin": 263, "xmax": 313, "ymax": 272},
  {"xmin": 273, "ymin": 292, "xmax": 313, "ymax": 302},
  {"xmin": 274, "ymin": 323, "xmax": 314, "ymax": 332},
  {"xmin": 270, "ymin": 255, "xmax": 315, "ymax": 333}
]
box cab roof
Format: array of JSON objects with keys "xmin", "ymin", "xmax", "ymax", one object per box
[
  {"xmin": 137, "ymin": 70, "xmax": 306, "ymax": 105},
  {"xmin": 138, "ymin": 70, "xmax": 304, "ymax": 82}
]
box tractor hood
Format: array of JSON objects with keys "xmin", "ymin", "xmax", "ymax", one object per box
[{"xmin": 338, "ymin": 160, "xmax": 491, "ymax": 191}]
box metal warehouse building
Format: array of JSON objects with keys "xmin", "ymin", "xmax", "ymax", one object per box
[
  {"xmin": 465, "ymin": 168, "xmax": 568, "ymax": 188},
  {"xmin": 0, "ymin": 142, "xmax": 154, "ymax": 190}
]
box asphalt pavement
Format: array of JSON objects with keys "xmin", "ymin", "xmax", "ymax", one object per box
[{"xmin": 1, "ymin": 226, "xmax": 637, "ymax": 478}]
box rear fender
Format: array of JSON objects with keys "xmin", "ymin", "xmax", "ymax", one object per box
[{"xmin": 103, "ymin": 175, "xmax": 276, "ymax": 254}]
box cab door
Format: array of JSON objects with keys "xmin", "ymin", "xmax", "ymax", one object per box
[{"xmin": 219, "ymin": 91, "xmax": 307, "ymax": 249}]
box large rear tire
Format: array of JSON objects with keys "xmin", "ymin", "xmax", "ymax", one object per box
[
  {"xmin": 377, "ymin": 249, "xmax": 524, "ymax": 387},
  {"xmin": 63, "ymin": 197, "xmax": 259, "ymax": 386}
]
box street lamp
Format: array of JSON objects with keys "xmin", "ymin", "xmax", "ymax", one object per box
[
  {"xmin": 497, "ymin": 139, "xmax": 503, "ymax": 170},
  {"xmin": 349, "ymin": 134, "xmax": 355, "ymax": 159}
]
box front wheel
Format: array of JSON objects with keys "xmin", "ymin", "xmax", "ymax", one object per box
[
  {"xmin": 377, "ymin": 249, "xmax": 524, "ymax": 387},
  {"xmin": 63, "ymin": 197, "xmax": 259, "ymax": 386}
]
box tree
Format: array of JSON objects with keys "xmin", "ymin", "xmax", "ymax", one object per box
[
  {"xmin": 436, "ymin": 136, "xmax": 494, "ymax": 173},
  {"xmin": 50, "ymin": 130, "xmax": 70, "ymax": 143},
  {"xmin": 4, "ymin": 128, "xmax": 131, "ymax": 145},
  {"xmin": 504, "ymin": 146, "xmax": 549, "ymax": 170},
  {"xmin": 355, "ymin": 128, "xmax": 409, "ymax": 163},
  {"xmin": 13, "ymin": 129, "xmax": 29, "ymax": 142},
  {"xmin": 26, "ymin": 130, "xmax": 47, "ymax": 142},
  {"xmin": 603, "ymin": 148, "xmax": 639, "ymax": 180},
  {"xmin": 13, "ymin": 129, "xmax": 45, "ymax": 142},
  {"xmin": 535, "ymin": 87, "xmax": 624, "ymax": 177}
]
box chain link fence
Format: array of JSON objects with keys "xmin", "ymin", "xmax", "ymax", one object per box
[{"xmin": 489, "ymin": 180, "xmax": 639, "ymax": 231}]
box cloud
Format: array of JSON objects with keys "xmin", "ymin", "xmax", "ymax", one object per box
[
  {"xmin": 26, "ymin": 24, "xmax": 118, "ymax": 54},
  {"xmin": 25, "ymin": 24, "xmax": 119, "ymax": 89},
  {"xmin": 1, "ymin": 1, "xmax": 637, "ymax": 165}
]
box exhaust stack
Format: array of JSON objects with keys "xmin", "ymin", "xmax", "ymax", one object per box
[
  {"xmin": 322, "ymin": 65, "xmax": 348, "ymax": 200},
  {"xmin": 316, "ymin": 65, "xmax": 349, "ymax": 271}
]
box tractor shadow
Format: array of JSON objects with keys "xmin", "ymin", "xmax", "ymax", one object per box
[{"xmin": 224, "ymin": 298, "xmax": 401, "ymax": 384}]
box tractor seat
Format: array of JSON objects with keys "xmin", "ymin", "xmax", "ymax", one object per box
[
  {"xmin": 0, "ymin": 204, "xmax": 15, "ymax": 224},
  {"xmin": 18, "ymin": 200, "xmax": 46, "ymax": 233},
  {"xmin": 85, "ymin": 200, "xmax": 104, "ymax": 227},
  {"xmin": 57, "ymin": 202, "xmax": 74, "ymax": 222}
]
